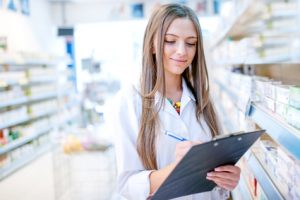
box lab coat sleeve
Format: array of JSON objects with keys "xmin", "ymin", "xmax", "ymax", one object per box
[{"xmin": 108, "ymin": 86, "xmax": 153, "ymax": 200}]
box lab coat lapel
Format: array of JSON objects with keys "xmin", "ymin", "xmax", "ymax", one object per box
[
  {"xmin": 155, "ymin": 92, "xmax": 180, "ymax": 118},
  {"xmin": 180, "ymin": 78, "xmax": 195, "ymax": 113},
  {"xmin": 154, "ymin": 78, "xmax": 195, "ymax": 118}
]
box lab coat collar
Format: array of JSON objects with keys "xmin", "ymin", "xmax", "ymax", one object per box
[
  {"xmin": 182, "ymin": 78, "xmax": 196, "ymax": 102},
  {"xmin": 154, "ymin": 78, "xmax": 196, "ymax": 117}
]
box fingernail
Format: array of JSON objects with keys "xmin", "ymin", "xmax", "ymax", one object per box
[
  {"xmin": 214, "ymin": 168, "xmax": 220, "ymax": 171},
  {"xmin": 207, "ymin": 172, "xmax": 212, "ymax": 176},
  {"xmin": 206, "ymin": 176, "xmax": 212, "ymax": 180}
]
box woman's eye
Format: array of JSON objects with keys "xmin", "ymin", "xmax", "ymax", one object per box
[
  {"xmin": 165, "ymin": 40, "xmax": 175, "ymax": 44},
  {"xmin": 186, "ymin": 43, "xmax": 196, "ymax": 46}
]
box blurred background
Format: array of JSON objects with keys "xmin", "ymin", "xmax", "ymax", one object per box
[{"xmin": 0, "ymin": 0, "xmax": 300, "ymax": 199}]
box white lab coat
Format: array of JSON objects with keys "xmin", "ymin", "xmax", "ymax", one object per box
[{"xmin": 109, "ymin": 79, "xmax": 229, "ymax": 200}]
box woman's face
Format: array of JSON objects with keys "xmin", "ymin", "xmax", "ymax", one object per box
[{"xmin": 163, "ymin": 18, "xmax": 197, "ymax": 76}]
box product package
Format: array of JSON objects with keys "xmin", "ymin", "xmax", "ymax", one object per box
[
  {"xmin": 289, "ymin": 86, "xmax": 300, "ymax": 109},
  {"xmin": 286, "ymin": 106, "xmax": 300, "ymax": 130}
]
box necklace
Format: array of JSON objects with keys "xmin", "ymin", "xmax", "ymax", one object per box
[{"xmin": 167, "ymin": 98, "xmax": 181, "ymax": 114}]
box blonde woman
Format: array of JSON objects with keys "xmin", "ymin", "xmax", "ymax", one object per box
[{"xmin": 112, "ymin": 3, "xmax": 240, "ymax": 200}]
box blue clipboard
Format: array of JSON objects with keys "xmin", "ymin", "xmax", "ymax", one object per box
[{"xmin": 152, "ymin": 130, "xmax": 264, "ymax": 200}]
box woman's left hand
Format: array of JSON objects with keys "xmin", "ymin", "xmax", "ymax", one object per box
[{"xmin": 206, "ymin": 165, "xmax": 241, "ymax": 191}]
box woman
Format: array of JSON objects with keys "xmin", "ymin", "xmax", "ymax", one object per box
[{"xmin": 112, "ymin": 3, "xmax": 240, "ymax": 200}]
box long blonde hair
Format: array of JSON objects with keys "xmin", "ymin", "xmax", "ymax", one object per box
[{"xmin": 137, "ymin": 3, "xmax": 220, "ymax": 170}]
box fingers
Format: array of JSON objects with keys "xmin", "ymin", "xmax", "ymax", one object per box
[
  {"xmin": 206, "ymin": 165, "xmax": 241, "ymax": 191},
  {"xmin": 206, "ymin": 174, "xmax": 238, "ymax": 190},
  {"xmin": 175, "ymin": 142, "xmax": 191, "ymax": 163},
  {"xmin": 215, "ymin": 165, "xmax": 241, "ymax": 174},
  {"xmin": 175, "ymin": 141, "xmax": 202, "ymax": 164},
  {"xmin": 207, "ymin": 171, "xmax": 239, "ymax": 182}
]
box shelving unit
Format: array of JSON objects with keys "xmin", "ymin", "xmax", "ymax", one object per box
[
  {"xmin": 0, "ymin": 126, "xmax": 53, "ymax": 155},
  {"xmin": 0, "ymin": 143, "xmax": 52, "ymax": 180},
  {"xmin": 210, "ymin": 0, "xmax": 264, "ymax": 49},
  {"xmin": 0, "ymin": 53, "xmax": 80, "ymax": 180},
  {"xmin": 249, "ymin": 104, "xmax": 300, "ymax": 160},
  {"xmin": 215, "ymin": 54, "xmax": 294, "ymax": 66},
  {"xmin": 247, "ymin": 153, "xmax": 284, "ymax": 199},
  {"xmin": 0, "ymin": 110, "xmax": 57, "ymax": 130},
  {"xmin": 215, "ymin": 79, "xmax": 300, "ymax": 160},
  {"xmin": 210, "ymin": 0, "xmax": 300, "ymax": 199},
  {"xmin": 232, "ymin": 174, "xmax": 252, "ymax": 200},
  {"xmin": 0, "ymin": 97, "xmax": 28, "ymax": 109}
]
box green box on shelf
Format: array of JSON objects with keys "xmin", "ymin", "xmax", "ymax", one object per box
[
  {"xmin": 286, "ymin": 106, "xmax": 300, "ymax": 130},
  {"xmin": 289, "ymin": 86, "xmax": 300, "ymax": 109}
]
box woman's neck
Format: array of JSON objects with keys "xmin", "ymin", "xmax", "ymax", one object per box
[{"xmin": 165, "ymin": 73, "xmax": 182, "ymax": 102}]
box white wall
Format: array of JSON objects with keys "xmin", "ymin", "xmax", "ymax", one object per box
[
  {"xmin": 0, "ymin": 0, "xmax": 64, "ymax": 54},
  {"xmin": 50, "ymin": 1, "xmax": 167, "ymax": 26},
  {"xmin": 74, "ymin": 19, "xmax": 147, "ymax": 91},
  {"xmin": 49, "ymin": 0, "xmax": 216, "ymax": 26}
]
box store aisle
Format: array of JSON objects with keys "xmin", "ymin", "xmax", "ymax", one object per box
[
  {"xmin": 0, "ymin": 152, "xmax": 55, "ymax": 200},
  {"xmin": 59, "ymin": 148, "xmax": 118, "ymax": 200},
  {"xmin": 0, "ymin": 146, "xmax": 118, "ymax": 200}
]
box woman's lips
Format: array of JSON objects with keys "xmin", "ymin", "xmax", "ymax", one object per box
[{"xmin": 170, "ymin": 58, "xmax": 187, "ymax": 63}]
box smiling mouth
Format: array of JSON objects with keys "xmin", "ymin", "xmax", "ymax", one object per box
[{"xmin": 170, "ymin": 58, "xmax": 187, "ymax": 63}]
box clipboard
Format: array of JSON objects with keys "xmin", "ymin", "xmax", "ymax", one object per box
[{"xmin": 152, "ymin": 129, "xmax": 264, "ymax": 200}]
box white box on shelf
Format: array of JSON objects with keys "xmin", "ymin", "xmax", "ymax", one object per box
[
  {"xmin": 286, "ymin": 106, "xmax": 300, "ymax": 130},
  {"xmin": 254, "ymin": 77, "xmax": 269, "ymax": 102},
  {"xmin": 264, "ymin": 96, "xmax": 276, "ymax": 112},
  {"xmin": 275, "ymin": 101, "xmax": 287, "ymax": 118},
  {"xmin": 289, "ymin": 86, "xmax": 300, "ymax": 109},
  {"xmin": 264, "ymin": 81, "xmax": 281, "ymax": 100},
  {"xmin": 276, "ymin": 85, "xmax": 291, "ymax": 104}
]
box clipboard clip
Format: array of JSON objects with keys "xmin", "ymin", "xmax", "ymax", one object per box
[{"xmin": 212, "ymin": 131, "xmax": 245, "ymax": 141}]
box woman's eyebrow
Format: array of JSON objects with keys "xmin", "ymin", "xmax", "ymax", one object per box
[{"xmin": 165, "ymin": 33, "xmax": 197, "ymax": 39}]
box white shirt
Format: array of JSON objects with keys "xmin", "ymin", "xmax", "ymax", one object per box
[{"xmin": 109, "ymin": 79, "xmax": 229, "ymax": 200}]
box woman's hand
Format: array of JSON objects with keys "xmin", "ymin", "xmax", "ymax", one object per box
[
  {"xmin": 206, "ymin": 165, "xmax": 241, "ymax": 191},
  {"xmin": 175, "ymin": 141, "xmax": 201, "ymax": 164}
]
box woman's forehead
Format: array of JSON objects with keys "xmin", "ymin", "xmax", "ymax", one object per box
[{"xmin": 165, "ymin": 18, "xmax": 197, "ymax": 38}]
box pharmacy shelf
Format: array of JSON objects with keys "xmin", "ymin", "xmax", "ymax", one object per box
[
  {"xmin": 238, "ymin": 175, "xmax": 252, "ymax": 200},
  {"xmin": 232, "ymin": 174, "xmax": 252, "ymax": 200},
  {"xmin": 265, "ymin": 11, "xmax": 299, "ymax": 20},
  {"xmin": 0, "ymin": 126, "xmax": 53, "ymax": 155},
  {"xmin": 0, "ymin": 97, "xmax": 29, "ymax": 109},
  {"xmin": 0, "ymin": 115, "xmax": 30, "ymax": 130},
  {"xmin": 210, "ymin": 0, "xmax": 262, "ymax": 49},
  {"xmin": 262, "ymin": 28, "xmax": 300, "ymax": 37},
  {"xmin": 0, "ymin": 110, "xmax": 57, "ymax": 130},
  {"xmin": 216, "ymin": 79, "xmax": 300, "ymax": 159},
  {"xmin": 248, "ymin": 153, "xmax": 284, "ymax": 199},
  {"xmin": 214, "ymin": 100, "xmax": 239, "ymax": 133},
  {"xmin": 245, "ymin": 55, "xmax": 290, "ymax": 65},
  {"xmin": 0, "ymin": 93, "xmax": 57, "ymax": 109},
  {"xmin": 214, "ymin": 80, "xmax": 238, "ymax": 103},
  {"xmin": 0, "ymin": 77, "xmax": 58, "ymax": 88},
  {"xmin": 0, "ymin": 143, "xmax": 52, "ymax": 180},
  {"xmin": 0, "ymin": 60, "xmax": 57, "ymax": 66},
  {"xmin": 29, "ymin": 76, "xmax": 57, "ymax": 83},
  {"xmin": 29, "ymin": 92, "xmax": 57, "ymax": 102},
  {"xmin": 215, "ymin": 79, "xmax": 300, "ymax": 160},
  {"xmin": 30, "ymin": 110, "xmax": 58, "ymax": 119},
  {"xmin": 249, "ymin": 103, "xmax": 300, "ymax": 160},
  {"xmin": 215, "ymin": 54, "xmax": 291, "ymax": 66},
  {"xmin": 0, "ymin": 79, "xmax": 23, "ymax": 87}
]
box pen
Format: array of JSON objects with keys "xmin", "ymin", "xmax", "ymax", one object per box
[{"xmin": 165, "ymin": 131, "xmax": 188, "ymax": 141}]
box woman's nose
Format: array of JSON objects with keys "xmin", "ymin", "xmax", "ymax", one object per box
[{"xmin": 176, "ymin": 41, "xmax": 187, "ymax": 56}]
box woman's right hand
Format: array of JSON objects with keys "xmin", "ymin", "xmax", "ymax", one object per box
[{"xmin": 175, "ymin": 141, "xmax": 202, "ymax": 164}]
